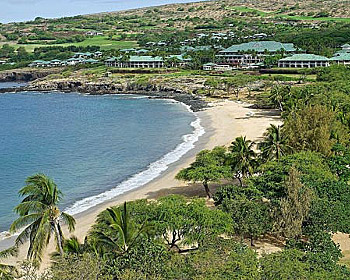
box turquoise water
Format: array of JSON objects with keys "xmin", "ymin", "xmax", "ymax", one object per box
[{"xmin": 0, "ymin": 89, "xmax": 203, "ymax": 233}]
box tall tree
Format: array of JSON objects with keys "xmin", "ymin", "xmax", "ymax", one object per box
[
  {"xmin": 221, "ymin": 196, "xmax": 271, "ymax": 246},
  {"xmin": 283, "ymin": 104, "xmax": 346, "ymax": 156},
  {"xmin": 176, "ymin": 146, "xmax": 229, "ymax": 198},
  {"xmin": 259, "ymin": 124, "xmax": 290, "ymax": 161},
  {"xmin": 10, "ymin": 174, "xmax": 76, "ymax": 262},
  {"xmin": 227, "ymin": 136, "xmax": 257, "ymax": 186},
  {"xmin": 274, "ymin": 167, "xmax": 314, "ymax": 239}
]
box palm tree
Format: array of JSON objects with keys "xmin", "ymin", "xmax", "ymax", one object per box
[
  {"xmin": 93, "ymin": 202, "xmax": 148, "ymax": 255},
  {"xmin": 228, "ymin": 136, "xmax": 257, "ymax": 186},
  {"xmin": 258, "ymin": 124, "xmax": 290, "ymax": 161},
  {"xmin": 10, "ymin": 174, "xmax": 76, "ymax": 262},
  {"xmin": 0, "ymin": 247, "xmax": 19, "ymax": 280}
]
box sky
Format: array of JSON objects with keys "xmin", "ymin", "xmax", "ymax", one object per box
[{"xmin": 0, "ymin": 0, "xmax": 203, "ymax": 23}]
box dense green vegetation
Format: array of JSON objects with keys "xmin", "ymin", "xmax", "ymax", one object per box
[
  {"xmin": 2, "ymin": 1, "xmax": 350, "ymax": 278},
  {"xmin": 2, "ymin": 67, "xmax": 350, "ymax": 279}
]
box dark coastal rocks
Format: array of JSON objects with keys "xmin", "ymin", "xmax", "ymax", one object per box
[
  {"xmin": 0, "ymin": 69, "xmax": 63, "ymax": 82},
  {"xmin": 19, "ymin": 79, "xmax": 208, "ymax": 112}
]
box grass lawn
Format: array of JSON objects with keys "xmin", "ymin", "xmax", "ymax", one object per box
[
  {"xmin": 0, "ymin": 36, "xmax": 138, "ymax": 52},
  {"xmin": 260, "ymin": 73, "xmax": 317, "ymax": 81},
  {"xmin": 231, "ymin": 6, "xmax": 270, "ymax": 17}
]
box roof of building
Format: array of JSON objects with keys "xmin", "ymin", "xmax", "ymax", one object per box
[
  {"xmin": 106, "ymin": 55, "xmax": 189, "ymax": 63},
  {"xmin": 341, "ymin": 43, "xmax": 350, "ymax": 48},
  {"xmin": 32, "ymin": 60, "xmax": 47, "ymax": 63},
  {"xmin": 180, "ymin": 45, "xmax": 212, "ymax": 52},
  {"xmin": 279, "ymin": 54, "xmax": 329, "ymax": 62},
  {"xmin": 85, "ymin": 59, "xmax": 99, "ymax": 63},
  {"xmin": 74, "ymin": 52, "xmax": 92, "ymax": 56},
  {"xmin": 120, "ymin": 48, "xmax": 136, "ymax": 52},
  {"xmin": 330, "ymin": 53, "xmax": 350, "ymax": 61},
  {"xmin": 203, "ymin": 63, "xmax": 217, "ymax": 66},
  {"xmin": 220, "ymin": 41, "xmax": 296, "ymax": 53}
]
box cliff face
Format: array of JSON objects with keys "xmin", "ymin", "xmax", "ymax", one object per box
[
  {"xmin": 25, "ymin": 78, "xmax": 207, "ymax": 111},
  {"xmin": 0, "ymin": 68, "xmax": 63, "ymax": 82}
]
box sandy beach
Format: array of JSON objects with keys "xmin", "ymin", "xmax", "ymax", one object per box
[{"xmin": 1, "ymin": 100, "xmax": 282, "ymax": 267}]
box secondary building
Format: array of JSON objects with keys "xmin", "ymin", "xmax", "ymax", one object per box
[
  {"xmin": 217, "ymin": 41, "xmax": 296, "ymax": 67},
  {"xmin": 330, "ymin": 53, "xmax": 350, "ymax": 66},
  {"xmin": 278, "ymin": 54, "xmax": 330, "ymax": 68},
  {"xmin": 203, "ymin": 63, "xmax": 233, "ymax": 71},
  {"xmin": 105, "ymin": 55, "xmax": 190, "ymax": 68}
]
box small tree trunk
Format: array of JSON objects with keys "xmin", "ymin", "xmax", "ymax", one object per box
[
  {"xmin": 203, "ymin": 181, "xmax": 212, "ymax": 198},
  {"xmin": 237, "ymin": 176, "xmax": 243, "ymax": 187},
  {"xmin": 53, "ymin": 221, "xmax": 64, "ymax": 256},
  {"xmin": 250, "ymin": 235, "xmax": 255, "ymax": 247}
]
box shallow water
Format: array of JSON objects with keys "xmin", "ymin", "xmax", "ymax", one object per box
[{"xmin": 0, "ymin": 90, "xmax": 202, "ymax": 233}]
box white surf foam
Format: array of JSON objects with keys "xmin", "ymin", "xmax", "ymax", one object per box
[
  {"xmin": 65, "ymin": 104, "xmax": 205, "ymax": 216},
  {"xmin": 0, "ymin": 101, "xmax": 205, "ymax": 242}
]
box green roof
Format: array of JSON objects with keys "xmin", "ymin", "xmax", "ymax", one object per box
[
  {"xmin": 129, "ymin": 56, "xmax": 163, "ymax": 62},
  {"xmin": 203, "ymin": 63, "xmax": 216, "ymax": 66},
  {"xmin": 220, "ymin": 41, "xmax": 296, "ymax": 53},
  {"xmin": 341, "ymin": 44, "xmax": 350, "ymax": 48},
  {"xmin": 330, "ymin": 53, "xmax": 350, "ymax": 61},
  {"xmin": 180, "ymin": 46, "xmax": 212, "ymax": 52},
  {"xmin": 279, "ymin": 54, "xmax": 329, "ymax": 62},
  {"xmin": 85, "ymin": 59, "xmax": 99, "ymax": 63}
]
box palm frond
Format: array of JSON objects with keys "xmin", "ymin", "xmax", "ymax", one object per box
[
  {"xmin": 0, "ymin": 247, "xmax": 18, "ymax": 259},
  {"xmin": 60, "ymin": 212, "xmax": 76, "ymax": 232}
]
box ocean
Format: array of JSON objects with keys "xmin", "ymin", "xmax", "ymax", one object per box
[{"xmin": 0, "ymin": 86, "xmax": 204, "ymax": 235}]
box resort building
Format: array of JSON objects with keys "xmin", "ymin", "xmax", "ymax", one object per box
[
  {"xmin": 330, "ymin": 53, "xmax": 350, "ymax": 66},
  {"xmin": 203, "ymin": 63, "xmax": 233, "ymax": 71},
  {"xmin": 85, "ymin": 31, "xmax": 103, "ymax": 36},
  {"xmin": 278, "ymin": 54, "xmax": 330, "ymax": 68},
  {"xmin": 217, "ymin": 41, "xmax": 296, "ymax": 67},
  {"xmin": 341, "ymin": 43, "xmax": 350, "ymax": 51},
  {"xmin": 119, "ymin": 48, "xmax": 149, "ymax": 54},
  {"xmin": 73, "ymin": 52, "xmax": 102, "ymax": 59},
  {"xmin": 29, "ymin": 58, "xmax": 100, "ymax": 67},
  {"xmin": 105, "ymin": 55, "xmax": 190, "ymax": 68}
]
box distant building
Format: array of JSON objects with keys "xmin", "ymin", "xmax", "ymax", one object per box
[
  {"xmin": 203, "ymin": 63, "xmax": 232, "ymax": 71},
  {"xmin": 73, "ymin": 52, "xmax": 102, "ymax": 59},
  {"xmin": 330, "ymin": 53, "xmax": 350, "ymax": 66},
  {"xmin": 85, "ymin": 31, "xmax": 103, "ymax": 36},
  {"xmin": 278, "ymin": 54, "xmax": 330, "ymax": 68},
  {"xmin": 29, "ymin": 57, "xmax": 100, "ymax": 67},
  {"xmin": 217, "ymin": 41, "xmax": 296, "ymax": 67},
  {"xmin": 29, "ymin": 60, "xmax": 50, "ymax": 67},
  {"xmin": 341, "ymin": 43, "xmax": 350, "ymax": 51},
  {"xmin": 105, "ymin": 55, "xmax": 190, "ymax": 68}
]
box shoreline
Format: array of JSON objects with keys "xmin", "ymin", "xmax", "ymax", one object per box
[
  {"xmin": 0, "ymin": 99, "xmax": 282, "ymax": 268},
  {"xmin": 68, "ymin": 100, "xmax": 282, "ymax": 243},
  {"xmin": 0, "ymin": 93, "xmax": 207, "ymax": 245}
]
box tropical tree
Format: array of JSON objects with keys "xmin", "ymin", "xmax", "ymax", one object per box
[
  {"xmin": 283, "ymin": 104, "xmax": 346, "ymax": 156},
  {"xmin": 0, "ymin": 247, "xmax": 19, "ymax": 280},
  {"xmin": 258, "ymin": 124, "xmax": 290, "ymax": 161},
  {"xmin": 124, "ymin": 195, "xmax": 232, "ymax": 252},
  {"xmin": 274, "ymin": 167, "xmax": 314, "ymax": 239},
  {"xmin": 92, "ymin": 202, "xmax": 148, "ymax": 255},
  {"xmin": 176, "ymin": 146, "xmax": 229, "ymax": 198},
  {"xmin": 10, "ymin": 174, "xmax": 76, "ymax": 262},
  {"xmin": 227, "ymin": 136, "xmax": 257, "ymax": 186},
  {"xmin": 269, "ymin": 84, "xmax": 291, "ymax": 112}
]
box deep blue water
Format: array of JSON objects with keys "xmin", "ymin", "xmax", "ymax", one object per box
[{"xmin": 0, "ymin": 87, "xmax": 201, "ymax": 232}]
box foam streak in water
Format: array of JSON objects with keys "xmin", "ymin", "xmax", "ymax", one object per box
[{"xmin": 65, "ymin": 110, "xmax": 205, "ymax": 216}]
